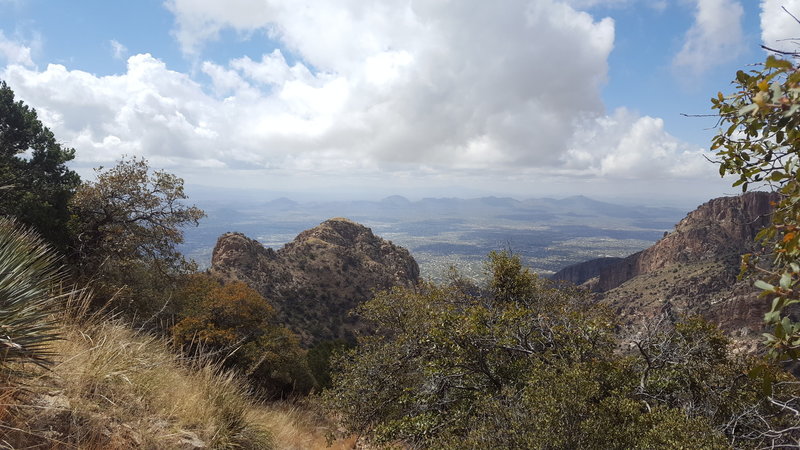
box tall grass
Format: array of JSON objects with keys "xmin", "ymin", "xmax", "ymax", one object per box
[
  {"xmin": 0, "ymin": 219, "xmax": 349, "ymax": 449},
  {"xmin": 252, "ymin": 402, "xmax": 358, "ymax": 450},
  {"xmin": 1, "ymin": 291, "xmax": 274, "ymax": 448},
  {"xmin": 1, "ymin": 294, "xmax": 362, "ymax": 449}
]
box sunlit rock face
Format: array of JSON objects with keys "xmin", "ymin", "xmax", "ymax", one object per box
[{"xmin": 555, "ymin": 192, "xmax": 780, "ymax": 352}]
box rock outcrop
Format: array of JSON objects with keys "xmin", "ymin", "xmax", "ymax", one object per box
[
  {"xmin": 211, "ymin": 218, "xmax": 419, "ymax": 345},
  {"xmin": 554, "ymin": 192, "xmax": 778, "ymax": 291},
  {"xmin": 551, "ymin": 257, "xmax": 623, "ymax": 286},
  {"xmin": 554, "ymin": 192, "xmax": 779, "ymax": 349}
]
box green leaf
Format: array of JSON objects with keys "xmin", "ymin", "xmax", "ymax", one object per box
[
  {"xmin": 769, "ymin": 172, "xmax": 787, "ymax": 182},
  {"xmin": 780, "ymin": 273, "xmax": 793, "ymax": 289},
  {"xmin": 765, "ymin": 311, "xmax": 781, "ymax": 323},
  {"xmin": 755, "ymin": 280, "xmax": 775, "ymax": 291},
  {"xmin": 765, "ymin": 55, "xmax": 793, "ymax": 70}
]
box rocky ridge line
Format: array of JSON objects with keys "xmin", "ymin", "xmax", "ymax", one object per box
[{"xmin": 211, "ymin": 218, "xmax": 419, "ymax": 346}]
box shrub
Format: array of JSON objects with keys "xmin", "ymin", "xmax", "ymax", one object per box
[
  {"xmin": 173, "ymin": 274, "xmax": 314, "ymax": 397},
  {"xmin": 320, "ymin": 251, "xmax": 798, "ymax": 448}
]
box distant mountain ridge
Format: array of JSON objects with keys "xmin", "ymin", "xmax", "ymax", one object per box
[{"xmin": 211, "ymin": 218, "xmax": 420, "ymax": 346}]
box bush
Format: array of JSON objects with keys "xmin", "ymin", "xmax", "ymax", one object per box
[
  {"xmin": 173, "ymin": 274, "xmax": 314, "ymax": 398},
  {"xmin": 320, "ymin": 251, "xmax": 799, "ymax": 448}
]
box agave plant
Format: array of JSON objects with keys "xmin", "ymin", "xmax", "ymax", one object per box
[{"xmin": 0, "ymin": 218, "xmax": 62, "ymax": 368}]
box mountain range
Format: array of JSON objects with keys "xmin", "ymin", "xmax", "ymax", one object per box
[
  {"xmin": 183, "ymin": 194, "xmax": 687, "ymax": 281},
  {"xmin": 208, "ymin": 191, "xmax": 778, "ymax": 350}
]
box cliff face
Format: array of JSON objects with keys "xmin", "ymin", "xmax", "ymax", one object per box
[
  {"xmin": 574, "ymin": 192, "xmax": 778, "ymax": 292},
  {"xmin": 554, "ymin": 192, "xmax": 779, "ymax": 348},
  {"xmin": 551, "ymin": 257, "xmax": 623, "ymax": 286},
  {"xmin": 211, "ymin": 218, "xmax": 419, "ymax": 346}
]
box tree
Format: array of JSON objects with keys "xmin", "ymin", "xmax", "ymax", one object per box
[
  {"xmin": 712, "ymin": 53, "xmax": 800, "ymax": 359},
  {"xmin": 319, "ymin": 252, "xmax": 763, "ymax": 448},
  {"xmin": 0, "ymin": 81, "xmax": 80, "ymax": 250},
  {"xmin": 172, "ymin": 274, "xmax": 313, "ymax": 397},
  {"xmin": 69, "ymin": 157, "xmax": 204, "ymax": 317}
]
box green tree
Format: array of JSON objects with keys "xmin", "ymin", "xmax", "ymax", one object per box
[
  {"xmin": 319, "ymin": 252, "xmax": 761, "ymax": 448},
  {"xmin": 69, "ymin": 157, "xmax": 204, "ymax": 317},
  {"xmin": 0, "ymin": 81, "xmax": 80, "ymax": 250}
]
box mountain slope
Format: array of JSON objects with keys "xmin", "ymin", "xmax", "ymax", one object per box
[
  {"xmin": 553, "ymin": 192, "xmax": 778, "ymax": 348},
  {"xmin": 211, "ymin": 218, "xmax": 420, "ymax": 345}
]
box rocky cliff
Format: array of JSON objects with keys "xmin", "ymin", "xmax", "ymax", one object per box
[
  {"xmin": 554, "ymin": 192, "xmax": 778, "ymax": 291},
  {"xmin": 211, "ymin": 218, "xmax": 419, "ymax": 346},
  {"xmin": 554, "ymin": 192, "xmax": 779, "ymax": 349},
  {"xmin": 551, "ymin": 257, "xmax": 623, "ymax": 286}
]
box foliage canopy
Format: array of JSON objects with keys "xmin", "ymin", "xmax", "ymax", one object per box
[
  {"xmin": 0, "ymin": 81, "xmax": 80, "ymax": 250},
  {"xmin": 320, "ymin": 252, "xmax": 798, "ymax": 448},
  {"xmin": 712, "ymin": 53, "xmax": 800, "ymax": 359},
  {"xmin": 69, "ymin": 157, "xmax": 204, "ymax": 317},
  {"xmin": 173, "ymin": 274, "xmax": 314, "ymax": 398}
]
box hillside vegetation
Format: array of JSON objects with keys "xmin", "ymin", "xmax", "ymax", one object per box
[{"xmin": 8, "ymin": 49, "xmax": 800, "ymax": 448}]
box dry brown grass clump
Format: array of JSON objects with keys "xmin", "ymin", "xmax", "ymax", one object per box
[{"xmin": 252, "ymin": 402, "xmax": 358, "ymax": 450}]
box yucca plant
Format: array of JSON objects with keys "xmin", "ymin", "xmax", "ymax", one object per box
[{"xmin": 0, "ymin": 217, "xmax": 62, "ymax": 369}]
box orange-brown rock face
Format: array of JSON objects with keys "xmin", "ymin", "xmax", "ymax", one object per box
[
  {"xmin": 554, "ymin": 191, "xmax": 779, "ymax": 348},
  {"xmin": 211, "ymin": 218, "xmax": 419, "ymax": 346},
  {"xmin": 594, "ymin": 191, "xmax": 778, "ymax": 291}
]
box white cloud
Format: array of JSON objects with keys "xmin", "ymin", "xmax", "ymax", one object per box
[
  {"xmin": 0, "ymin": 30, "xmax": 34, "ymax": 67},
  {"xmin": 0, "ymin": 1, "xmax": 710, "ymax": 187},
  {"xmin": 162, "ymin": 0, "xmax": 617, "ymax": 168},
  {"xmin": 564, "ymin": 0, "xmax": 632, "ymax": 7},
  {"xmin": 563, "ymin": 0, "xmax": 666, "ymax": 10},
  {"xmin": 110, "ymin": 40, "xmax": 128, "ymax": 60},
  {"xmin": 673, "ymin": 0, "xmax": 745, "ymax": 75},
  {"xmin": 564, "ymin": 108, "xmax": 713, "ymax": 179},
  {"xmin": 164, "ymin": 0, "xmax": 276, "ymax": 56},
  {"xmin": 761, "ymin": 0, "xmax": 800, "ymax": 52}
]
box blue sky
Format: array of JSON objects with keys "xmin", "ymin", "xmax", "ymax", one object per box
[{"xmin": 0, "ymin": 0, "xmax": 796, "ymax": 205}]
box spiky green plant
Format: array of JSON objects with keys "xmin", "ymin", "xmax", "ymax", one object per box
[{"xmin": 0, "ymin": 217, "xmax": 62, "ymax": 368}]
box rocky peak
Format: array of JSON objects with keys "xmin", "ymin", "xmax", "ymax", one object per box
[
  {"xmin": 291, "ymin": 218, "xmax": 375, "ymax": 249},
  {"xmin": 211, "ymin": 218, "xmax": 419, "ymax": 346},
  {"xmin": 211, "ymin": 232, "xmax": 277, "ymax": 270}
]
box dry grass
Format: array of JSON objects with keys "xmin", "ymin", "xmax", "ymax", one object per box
[
  {"xmin": 0, "ymin": 290, "xmax": 273, "ymax": 449},
  {"xmin": 0, "ymin": 290, "xmax": 360, "ymax": 450},
  {"xmin": 252, "ymin": 402, "xmax": 358, "ymax": 450}
]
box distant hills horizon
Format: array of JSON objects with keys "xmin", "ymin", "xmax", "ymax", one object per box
[
  {"xmin": 183, "ymin": 182, "xmax": 729, "ymax": 210},
  {"xmin": 180, "ymin": 190, "xmax": 705, "ymax": 281}
]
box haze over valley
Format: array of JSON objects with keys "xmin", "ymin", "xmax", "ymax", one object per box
[{"xmin": 182, "ymin": 193, "xmax": 686, "ymax": 280}]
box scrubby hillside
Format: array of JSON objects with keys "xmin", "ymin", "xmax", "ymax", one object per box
[
  {"xmin": 211, "ymin": 217, "xmax": 420, "ymax": 345},
  {"xmin": 1, "ymin": 298, "xmax": 353, "ymax": 449},
  {"xmin": 553, "ymin": 191, "xmax": 778, "ymax": 348}
]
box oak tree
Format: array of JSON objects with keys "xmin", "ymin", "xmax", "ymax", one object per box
[{"xmin": 69, "ymin": 157, "xmax": 204, "ymax": 317}]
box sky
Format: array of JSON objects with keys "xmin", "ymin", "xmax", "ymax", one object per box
[{"xmin": 1, "ymin": 0, "xmax": 798, "ymax": 205}]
